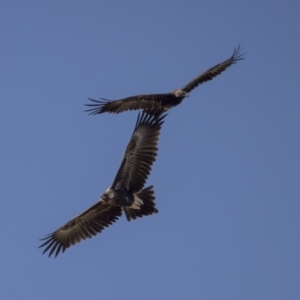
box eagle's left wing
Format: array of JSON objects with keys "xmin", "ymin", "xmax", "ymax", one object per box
[
  {"xmin": 181, "ymin": 45, "xmax": 244, "ymax": 93},
  {"xmin": 111, "ymin": 110, "xmax": 166, "ymax": 192}
]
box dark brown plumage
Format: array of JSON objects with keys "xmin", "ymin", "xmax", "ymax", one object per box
[
  {"xmin": 39, "ymin": 109, "xmax": 166, "ymax": 257},
  {"xmin": 39, "ymin": 202, "xmax": 122, "ymax": 258},
  {"xmin": 85, "ymin": 45, "xmax": 244, "ymax": 115}
]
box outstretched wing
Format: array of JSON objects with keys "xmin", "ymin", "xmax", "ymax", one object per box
[
  {"xmin": 85, "ymin": 94, "xmax": 170, "ymax": 115},
  {"xmin": 181, "ymin": 45, "xmax": 244, "ymax": 93},
  {"xmin": 39, "ymin": 201, "xmax": 122, "ymax": 257},
  {"xmin": 111, "ymin": 109, "xmax": 167, "ymax": 192}
]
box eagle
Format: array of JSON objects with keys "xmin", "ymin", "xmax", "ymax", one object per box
[
  {"xmin": 39, "ymin": 109, "xmax": 167, "ymax": 257},
  {"xmin": 85, "ymin": 45, "xmax": 244, "ymax": 115}
]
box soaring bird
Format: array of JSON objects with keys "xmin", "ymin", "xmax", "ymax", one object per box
[
  {"xmin": 39, "ymin": 110, "xmax": 166, "ymax": 257},
  {"xmin": 85, "ymin": 45, "xmax": 244, "ymax": 115}
]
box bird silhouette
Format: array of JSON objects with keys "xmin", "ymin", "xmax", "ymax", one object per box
[
  {"xmin": 39, "ymin": 109, "xmax": 167, "ymax": 257},
  {"xmin": 85, "ymin": 45, "xmax": 244, "ymax": 115}
]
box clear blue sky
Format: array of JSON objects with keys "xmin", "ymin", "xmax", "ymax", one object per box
[{"xmin": 1, "ymin": 1, "xmax": 299, "ymax": 299}]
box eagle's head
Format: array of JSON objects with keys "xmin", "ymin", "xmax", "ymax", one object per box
[
  {"xmin": 173, "ymin": 90, "xmax": 189, "ymax": 98},
  {"xmin": 101, "ymin": 188, "xmax": 115, "ymax": 203}
]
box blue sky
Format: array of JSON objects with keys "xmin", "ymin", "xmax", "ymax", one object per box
[{"xmin": 1, "ymin": 1, "xmax": 299, "ymax": 299}]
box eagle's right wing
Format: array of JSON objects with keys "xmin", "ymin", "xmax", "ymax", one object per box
[
  {"xmin": 85, "ymin": 94, "xmax": 168, "ymax": 115},
  {"xmin": 39, "ymin": 201, "xmax": 122, "ymax": 257}
]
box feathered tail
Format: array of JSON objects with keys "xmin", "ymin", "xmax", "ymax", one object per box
[{"xmin": 123, "ymin": 186, "xmax": 158, "ymax": 221}]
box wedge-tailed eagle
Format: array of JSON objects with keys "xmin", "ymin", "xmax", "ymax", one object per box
[
  {"xmin": 39, "ymin": 110, "xmax": 166, "ymax": 257},
  {"xmin": 85, "ymin": 45, "xmax": 244, "ymax": 115}
]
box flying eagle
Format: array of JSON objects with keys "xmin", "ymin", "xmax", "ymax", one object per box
[
  {"xmin": 85, "ymin": 45, "xmax": 244, "ymax": 115},
  {"xmin": 39, "ymin": 110, "xmax": 167, "ymax": 257}
]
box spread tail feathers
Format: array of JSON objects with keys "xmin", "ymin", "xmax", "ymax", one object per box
[{"xmin": 123, "ymin": 186, "xmax": 158, "ymax": 221}]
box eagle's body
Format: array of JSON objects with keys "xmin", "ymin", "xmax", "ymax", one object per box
[
  {"xmin": 86, "ymin": 45, "xmax": 244, "ymax": 115},
  {"xmin": 39, "ymin": 110, "xmax": 166, "ymax": 257}
]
